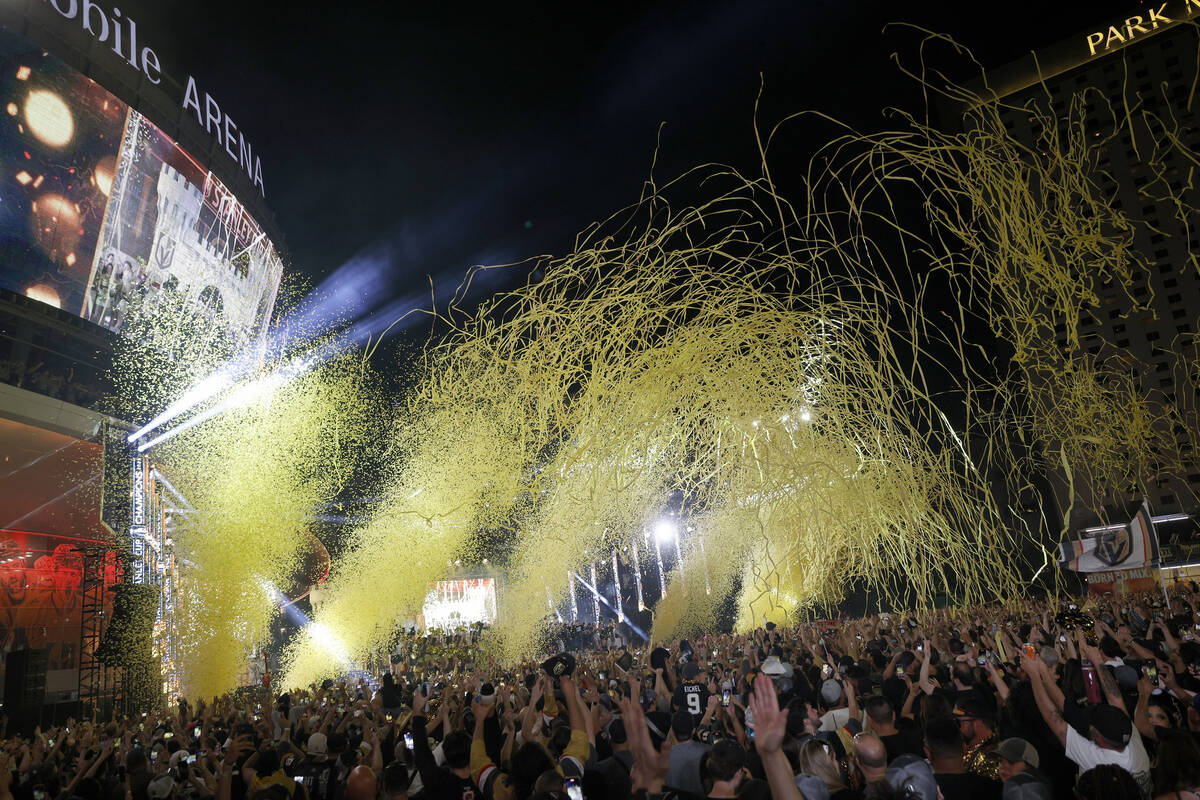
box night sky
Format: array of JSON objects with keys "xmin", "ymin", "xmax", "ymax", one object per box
[{"xmin": 131, "ymin": 0, "xmax": 1135, "ymax": 320}]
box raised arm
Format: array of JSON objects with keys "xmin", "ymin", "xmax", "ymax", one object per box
[
  {"xmin": 748, "ymin": 674, "xmax": 802, "ymax": 800},
  {"xmin": 1080, "ymin": 641, "xmax": 1127, "ymax": 714},
  {"xmin": 918, "ymin": 640, "xmax": 935, "ymax": 696},
  {"xmin": 1021, "ymin": 655, "xmax": 1067, "ymax": 746}
]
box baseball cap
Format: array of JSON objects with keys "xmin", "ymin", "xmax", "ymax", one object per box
[
  {"xmin": 1091, "ymin": 704, "xmax": 1133, "ymax": 747},
  {"xmin": 994, "ymin": 737, "xmax": 1039, "ymax": 768},
  {"xmin": 820, "ymin": 679, "xmax": 842, "ymax": 705},
  {"xmin": 1003, "ymin": 770, "xmax": 1054, "ymax": 800},
  {"xmin": 168, "ymin": 750, "xmax": 189, "ymax": 769},
  {"xmin": 885, "ymin": 753, "xmax": 939, "ymax": 800},
  {"xmin": 540, "ymin": 652, "xmax": 576, "ymax": 678},
  {"xmin": 762, "ymin": 656, "xmax": 788, "ymax": 676},
  {"xmin": 1112, "ymin": 665, "xmax": 1139, "ymax": 690},
  {"xmin": 681, "ymin": 661, "xmax": 701, "ymax": 680},
  {"xmin": 307, "ymin": 732, "xmax": 328, "ymax": 756},
  {"xmin": 649, "ymin": 647, "xmax": 670, "ymax": 671},
  {"xmin": 953, "ymin": 695, "xmax": 995, "ymax": 722},
  {"xmin": 645, "ymin": 711, "xmax": 671, "ymax": 748},
  {"xmin": 147, "ymin": 776, "xmax": 175, "ymax": 800},
  {"xmin": 794, "ymin": 775, "xmax": 831, "ymax": 800}
]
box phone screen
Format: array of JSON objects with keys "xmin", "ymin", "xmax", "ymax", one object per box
[
  {"xmin": 564, "ymin": 778, "xmax": 583, "ymax": 800},
  {"xmin": 721, "ymin": 690, "xmax": 731, "ymax": 707},
  {"xmin": 403, "ymin": 732, "xmax": 414, "ymax": 750}
]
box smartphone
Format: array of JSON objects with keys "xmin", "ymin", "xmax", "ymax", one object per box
[
  {"xmin": 721, "ymin": 690, "xmax": 731, "ymax": 707},
  {"xmin": 977, "ymin": 656, "xmax": 987, "ymax": 666},
  {"xmin": 403, "ymin": 732, "xmax": 414, "ymax": 750},
  {"xmin": 564, "ymin": 777, "xmax": 583, "ymax": 800},
  {"xmin": 1024, "ymin": 643, "xmax": 1036, "ymax": 660},
  {"xmin": 1145, "ymin": 664, "xmax": 1159, "ymax": 683},
  {"xmin": 354, "ymin": 710, "xmax": 362, "ymax": 718},
  {"xmin": 186, "ymin": 755, "xmax": 197, "ymax": 765},
  {"xmin": 193, "ymin": 728, "xmax": 202, "ymax": 739}
]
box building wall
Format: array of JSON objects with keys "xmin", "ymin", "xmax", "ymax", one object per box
[{"xmin": 992, "ymin": 18, "xmax": 1200, "ymax": 522}]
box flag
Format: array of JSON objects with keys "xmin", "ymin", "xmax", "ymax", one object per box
[{"xmin": 1059, "ymin": 499, "xmax": 1160, "ymax": 572}]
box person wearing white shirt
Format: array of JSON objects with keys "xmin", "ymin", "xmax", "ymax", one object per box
[{"xmin": 1024, "ymin": 644, "xmax": 1152, "ymax": 799}]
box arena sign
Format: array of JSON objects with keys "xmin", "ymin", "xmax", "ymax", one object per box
[{"xmin": 37, "ymin": 0, "xmax": 265, "ymax": 197}]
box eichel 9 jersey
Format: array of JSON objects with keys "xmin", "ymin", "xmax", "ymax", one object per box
[{"xmin": 673, "ymin": 681, "xmax": 711, "ymax": 718}]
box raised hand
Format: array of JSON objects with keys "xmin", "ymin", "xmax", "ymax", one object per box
[{"xmin": 748, "ymin": 673, "xmax": 787, "ymax": 754}]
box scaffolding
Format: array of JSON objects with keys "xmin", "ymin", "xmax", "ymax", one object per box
[{"xmin": 77, "ymin": 546, "xmax": 120, "ymax": 720}]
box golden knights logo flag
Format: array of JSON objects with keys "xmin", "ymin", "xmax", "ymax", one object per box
[{"xmin": 1059, "ymin": 500, "xmax": 1160, "ymax": 572}]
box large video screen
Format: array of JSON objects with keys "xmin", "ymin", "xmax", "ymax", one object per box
[
  {"xmin": 0, "ymin": 26, "xmax": 282, "ymax": 343},
  {"xmin": 422, "ymin": 578, "xmax": 498, "ymax": 632}
]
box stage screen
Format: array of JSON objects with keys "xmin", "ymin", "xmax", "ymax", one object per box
[
  {"xmin": 421, "ymin": 578, "xmax": 498, "ymax": 632},
  {"xmin": 0, "ymin": 26, "xmax": 282, "ymax": 344}
]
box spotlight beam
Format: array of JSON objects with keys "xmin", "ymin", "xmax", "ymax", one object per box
[{"xmin": 572, "ymin": 571, "xmax": 649, "ymax": 643}]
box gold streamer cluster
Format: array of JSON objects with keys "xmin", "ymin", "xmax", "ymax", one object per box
[{"xmin": 114, "ymin": 31, "xmax": 1200, "ymax": 691}]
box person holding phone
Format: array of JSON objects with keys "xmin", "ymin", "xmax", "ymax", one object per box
[
  {"xmin": 290, "ymin": 734, "xmax": 338, "ymax": 800},
  {"xmin": 409, "ymin": 687, "xmax": 477, "ymax": 799}
]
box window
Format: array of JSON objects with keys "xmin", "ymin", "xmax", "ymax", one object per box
[
  {"xmin": 1157, "ymin": 361, "xmax": 1169, "ymax": 372},
  {"xmin": 1173, "ymin": 308, "xmax": 1187, "ymax": 319},
  {"xmin": 1178, "ymin": 324, "xmax": 1191, "ymax": 334},
  {"xmin": 1188, "ymin": 474, "xmax": 1200, "ymax": 484},
  {"xmin": 1162, "ymin": 377, "xmax": 1175, "ymax": 388},
  {"xmin": 1113, "ymin": 323, "xmax": 1126, "ymax": 333},
  {"xmin": 1165, "ymin": 277, "xmax": 1178, "ymax": 288},
  {"xmin": 1117, "ymin": 338, "xmax": 1130, "ymax": 347},
  {"xmin": 1155, "ymin": 248, "xmax": 1169, "ymax": 258},
  {"xmin": 1147, "ymin": 330, "xmax": 1160, "ymax": 342},
  {"xmin": 1161, "ymin": 493, "xmax": 1176, "ymax": 505},
  {"xmin": 1109, "ymin": 309, "xmax": 1122, "ymax": 319},
  {"xmin": 1160, "ymin": 262, "xmax": 1175, "ymax": 274},
  {"xmin": 1169, "ymin": 293, "xmax": 1182, "ymax": 304}
]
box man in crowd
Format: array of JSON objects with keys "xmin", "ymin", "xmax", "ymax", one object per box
[
  {"xmin": 863, "ymin": 696, "xmax": 922, "ymax": 762},
  {"xmin": 924, "ymin": 715, "xmax": 1002, "ymax": 800}
]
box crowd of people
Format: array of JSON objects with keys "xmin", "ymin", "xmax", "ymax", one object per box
[{"xmin": 10, "ymin": 585, "xmax": 1200, "ymax": 800}]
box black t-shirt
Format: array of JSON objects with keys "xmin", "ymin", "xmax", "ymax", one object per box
[
  {"xmin": 934, "ymin": 772, "xmax": 1002, "ymax": 800},
  {"xmin": 880, "ymin": 728, "xmax": 924, "ymax": 763},
  {"xmin": 673, "ymin": 682, "xmax": 711, "ymax": 719},
  {"xmin": 292, "ymin": 757, "xmax": 339, "ymax": 800}
]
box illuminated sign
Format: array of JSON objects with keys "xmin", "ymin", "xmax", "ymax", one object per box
[
  {"xmin": 0, "ymin": 26, "xmax": 283, "ymax": 344},
  {"xmin": 35, "ymin": 0, "xmax": 265, "ymax": 197},
  {"xmin": 1085, "ymin": 0, "xmax": 1200, "ymax": 57}
]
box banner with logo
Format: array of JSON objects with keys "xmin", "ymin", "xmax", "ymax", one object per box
[{"xmin": 1059, "ymin": 500, "xmax": 1160, "ymax": 573}]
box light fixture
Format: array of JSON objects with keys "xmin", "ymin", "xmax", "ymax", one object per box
[{"xmin": 654, "ymin": 520, "xmax": 677, "ymax": 543}]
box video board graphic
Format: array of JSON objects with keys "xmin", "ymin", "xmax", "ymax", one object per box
[
  {"xmin": 422, "ymin": 578, "xmax": 498, "ymax": 632},
  {"xmin": 0, "ymin": 26, "xmax": 282, "ymax": 343}
]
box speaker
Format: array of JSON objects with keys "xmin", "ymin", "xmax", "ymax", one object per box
[{"xmin": 4, "ymin": 649, "xmax": 48, "ymax": 732}]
